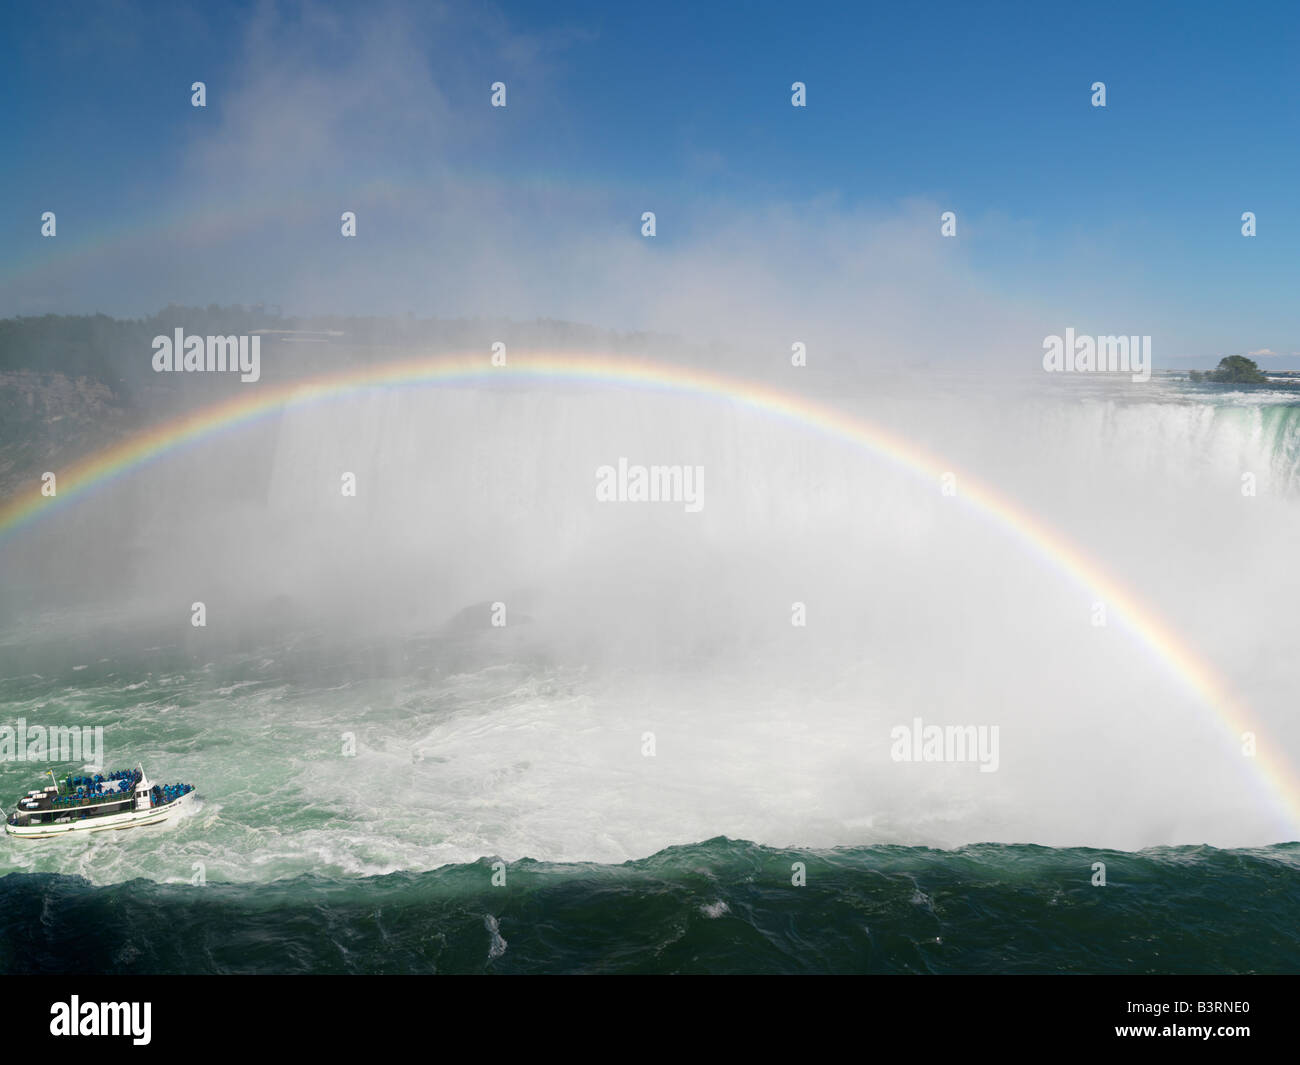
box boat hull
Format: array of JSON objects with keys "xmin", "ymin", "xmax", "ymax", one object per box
[{"xmin": 4, "ymin": 791, "xmax": 195, "ymax": 839}]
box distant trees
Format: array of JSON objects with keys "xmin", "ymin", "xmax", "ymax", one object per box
[{"xmin": 1189, "ymin": 355, "xmax": 1269, "ymax": 384}]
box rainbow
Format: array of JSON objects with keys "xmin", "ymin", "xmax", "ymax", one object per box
[{"xmin": 2, "ymin": 350, "xmax": 1297, "ymax": 835}]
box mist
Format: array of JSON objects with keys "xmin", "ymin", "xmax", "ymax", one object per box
[
  {"xmin": 3, "ymin": 3, "xmax": 1299, "ymax": 882},
  {"xmin": 3, "ymin": 361, "xmax": 1298, "ymax": 868}
]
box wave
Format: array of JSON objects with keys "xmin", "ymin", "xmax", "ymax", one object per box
[{"xmin": 3, "ymin": 838, "xmax": 1298, "ymax": 974}]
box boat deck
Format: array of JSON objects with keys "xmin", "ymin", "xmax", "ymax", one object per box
[{"xmin": 19, "ymin": 791, "xmax": 134, "ymax": 813}]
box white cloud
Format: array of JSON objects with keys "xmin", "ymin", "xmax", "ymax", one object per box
[{"xmin": 3, "ymin": 0, "xmax": 1055, "ymax": 372}]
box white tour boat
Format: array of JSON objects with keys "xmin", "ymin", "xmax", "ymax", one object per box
[{"xmin": 5, "ymin": 765, "xmax": 195, "ymax": 838}]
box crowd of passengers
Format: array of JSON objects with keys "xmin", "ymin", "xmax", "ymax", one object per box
[{"xmin": 48, "ymin": 769, "xmax": 194, "ymax": 808}]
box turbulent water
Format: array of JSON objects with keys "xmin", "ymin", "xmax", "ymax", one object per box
[
  {"xmin": 3, "ymin": 840, "xmax": 1299, "ymax": 974},
  {"xmin": 3, "ymin": 371, "xmax": 1300, "ymax": 972}
]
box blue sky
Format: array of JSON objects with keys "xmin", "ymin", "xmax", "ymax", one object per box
[{"xmin": 3, "ymin": 0, "xmax": 1299, "ymax": 365}]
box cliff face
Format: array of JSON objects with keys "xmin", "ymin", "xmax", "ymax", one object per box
[
  {"xmin": 0, "ymin": 371, "xmax": 131, "ymax": 500},
  {"xmin": 0, "ymin": 309, "xmax": 711, "ymax": 506}
]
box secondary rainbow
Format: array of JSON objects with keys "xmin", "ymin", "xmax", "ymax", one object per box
[{"xmin": 2, "ymin": 349, "xmax": 1297, "ymax": 835}]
